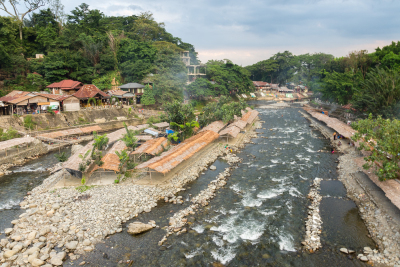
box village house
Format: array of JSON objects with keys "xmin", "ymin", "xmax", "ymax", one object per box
[
  {"xmin": 107, "ymin": 90, "xmax": 135, "ymax": 105},
  {"xmin": 119, "ymin": 83, "xmax": 145, "ymax": 104},
  {"xmin": 252, "ymin": 81, "xmax": 270, "ymax": 91},
  {"xmin": 73, "ymin": 84, "xmax": 110, "ymax": 107},
  {"xmin": 0, "ymin": 91, "xmax": 82, "ymax": 115},
  {"xmin": 46, "ymin": 80, "xmax": 83, "ymax": 95}
]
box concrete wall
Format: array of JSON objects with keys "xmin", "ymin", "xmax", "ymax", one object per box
[{"xmin": 0, "ymin": 142, "xmax": 48, "ymax": 165}]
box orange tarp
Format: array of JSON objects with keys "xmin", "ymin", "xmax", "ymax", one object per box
[{"xmin": 136, "ymin": 130, "xmax": 219, "ymax": 174}]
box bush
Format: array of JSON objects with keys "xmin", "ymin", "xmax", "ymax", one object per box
[
  {"xmin": 47, "ymin": 106, "xmax": 55, "ymax": 115},
  {"xmin": 23, "ymin": 115, "xmax": 37, "ymax": 130},
  {"xmin": 55, "ymin": 152, "xmax": 68, "ymax": 162},
  {"xmin": 0, "ymin": 127, "xmax": 19, "ymax": 141}
]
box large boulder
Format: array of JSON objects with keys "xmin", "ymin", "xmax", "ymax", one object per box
[{"xmin": 127, "ymin": 222, "xmax": 154, "ymax": 235}]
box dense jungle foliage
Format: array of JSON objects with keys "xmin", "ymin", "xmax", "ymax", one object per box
[
  {"xmin": 246, "ymin": 42, "xmax": 400, "ymax": 119},
  {"xmin": 0, "ymin": 2, "xmax": 197, "ymax": 103}
]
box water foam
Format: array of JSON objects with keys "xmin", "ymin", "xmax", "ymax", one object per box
[
  {"xmin": 192, "ymin": 224, "xmax": 205, "ymax": 234},
  {"xmin": 0, "ymin": 199, "xmax": 20, "ymax": 210},
  {"xmin": 279, "ymin": 233, "xmax": 296, "ymax": 252},
  {"xmin": 241, "ymin": 193, "xmax": 263, "ymax": 207},
  {"xmin": 211, "ymin": 247, "xmax": 236, "ymax": 265}
]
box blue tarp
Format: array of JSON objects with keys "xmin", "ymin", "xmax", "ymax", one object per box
[
  {"xmin": 166, "ymin": 129, "xmax": 174, "ymax": 135},
  {"xmin": 144, "ymin": 128, "xmax": 159, "ymax": 137}
]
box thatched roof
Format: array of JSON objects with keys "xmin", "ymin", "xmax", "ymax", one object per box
[
  {"xmin": 229, "ymin": 120, "xmax": 247, "ymax": 130},
  {"xmin": 136, "ymin": 130, "xmax": 219, "ymax": 174},
  {"xmin": 306, "ymin": 109, "xmax": 355, "ymax": 139},
  {"xmin": 131, "ymin": 137, "xmax": 168, "ymax": 155},
  {"xmin": 241, "ymin": 109, "xmax": 259, "ymax": 125},
  {"xmin": 199, "ymin": 121, "xmax": 227, "ymax": 134},
  {"xmin": 81, "ymin": 125, "xmax": 102, "ymax": 133},
  {"xmin": 93, "ymin": 140, "xmax": 126, "ymax": 173},
  {"xmin": 219, "ymin": 126, "xmax": 241, "ymax": 138},
  {"xmin": 39, "ymin": 128, "xmax": 83, "ymax": 139},
  {"xmin": 63, "ymin": 141, "xmax": 94, "ymax": 177},
  {"xmin": 38, "ymin": 125, "xmax": 103, "ymax": 139},
  {"xmin": 0, "ymin": 136, "xmax": 36, "ymax": 150}
]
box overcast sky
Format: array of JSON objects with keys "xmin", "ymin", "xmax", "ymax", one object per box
[{"xmin": 4, "ymin": 0, "xmax": 400, "ymax": 66}]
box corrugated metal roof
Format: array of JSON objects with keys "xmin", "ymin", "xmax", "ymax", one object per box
[
  {"xmin": 73, "ymin": 84, "xmax": 110, "ymax": 99},
  {"xmin": 153, "ymin": 122, "xmax": 169, "ymax": 129},
  {"xmin": 144, "ymin": 128, "xmax": 160, "ymax": 137},
  {"xmin": 0, "ymin": 91, "xmax": 34, "ymax": 103},
  {"xmin": 47, "ymin": 80, "xmax": 83, "ymax": 89},
  {"xmin": 136, "ymin": 130, "xmax": 219, "ymax": 174},
  {"xmin": 34, "ymin": 93, "xmax": 77, "ymax": 101},
  {"xmin": 253, "ymin": 81, "xmax": 269, "ymax": 87},
  {"xmin": 199, "ymin": 121, "xmax": 227, "ymax": 133},
  {"xmin": 131, "ymin": 137, "xmax": 168, "ymax": 156},
  {"xmin": 119, "ymin": 83, "xmax": 145, "ymax": 89}
]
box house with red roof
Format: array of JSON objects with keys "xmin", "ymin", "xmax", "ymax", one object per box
[
  {"xmin": 73, "ymin": 84, "xmax": 110, "ymax": 107},
  {"xmin": 46, "ymin": 80, "xmax": 83, "ymax": 95}
]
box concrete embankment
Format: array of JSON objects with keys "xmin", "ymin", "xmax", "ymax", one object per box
[{"xmin": 301, "ymin": 109, "xmax": 400, "ymax": 266}]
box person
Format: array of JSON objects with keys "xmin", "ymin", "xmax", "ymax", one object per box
[
  {"xmin": 338, "ymin": 141, "xmax": 342, "ymax": 147},
  {"xmin": 331, "ymin": 148, "xmax": 335, "ymax": 154},
  {"xmin": 333, "ymin": 132, "xmax": 337, "ymax": 140}
]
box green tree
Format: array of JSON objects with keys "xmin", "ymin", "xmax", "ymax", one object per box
[
  {"xmin": 121, "ymin": 122, "xmax": 137, "ymax": 151},
  {"xmin": 352, "ymin": 67, "xmax": 400, "ymax": 118},
  {"xmin": 164, "ymin": 101, "xmax": 195, "ymax": 127},
  {"xmin": 141, "ymin": 84, "xmax": 156, "ymax": 105},
  {"xmin": 187, "ymin": 78, "xmax": 213, "ymax": 99},
  {"xmin": 93, "ymin": 131, "xmax": 109, "ymax": 150},
  {"xmin": 170, "ymin": 120, "xmax": 199, "ymax": 141},
  {"xmin": 352, "ymin": 114, "xmax": 400, "ymax": 181}
]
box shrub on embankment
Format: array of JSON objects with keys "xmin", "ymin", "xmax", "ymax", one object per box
[{"xmin": 352, "ymin": 114, "xmax": 400, "ymax": 181}]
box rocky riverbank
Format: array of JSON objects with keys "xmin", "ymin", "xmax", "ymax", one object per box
[
  {"xmin": 301, "ymin": 109, "xmax": 400, "ymax": 267},
  {"xmin": 303, "ymin": 177, "xmax": 322, "ymax": 252},
  {"xmin": 0, "ymin": 119, "xmax": 261, "ymax": 267},
  {"xmin": 159, "ymin": 123, "xmax": 260, "ymax": 246}
]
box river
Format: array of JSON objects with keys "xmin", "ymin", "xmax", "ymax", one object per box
[{"xmin": 0, "ymin": 103, "xmax": 375, "ymax": 266}]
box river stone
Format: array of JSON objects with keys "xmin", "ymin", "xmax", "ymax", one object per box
[
  {"xmin": 210, "ymin": 165, "xmax": 216, "ymax": 170},
  {"xmin": 66, "ymin": 241, "xmax": 78, "ymax": 250},
  {"xmin": 127, "ymin": 222, "xmax": 154, "ymax": 235},
  {"xmin": 360, "ymin": 256, "xmax": 368, "ymax": 262},
  {"xmin": 4, "ymin": 228, "xmax": 12, "ymax": 235},
  {"xmin": 82, "ymin": 239, "xmax": 91, "ymax": 246},
  {"xmin": 340, "ymin": 248, "xmax": 348, "ymax": 254},
  {"xmin": 28, "ymin": 230, "xmax": 38, "ymax": 240},
  {"xmin": 50, "ymin": 252, "xmax": 66, "ymax": 266},
  {"xmin": 84, "ymin": 246, "xmax": 93, "ymax": 252},
  {"xmin": 31, "ymin": 258, "xmax": 45, "ymax": 266},
  {"xmin": 4, "ymin": 250, "xmax": 17, "ymax": 258},
  {"xmin": 26, "ymin": 247, "xmax": 40, "ymax": 255}
]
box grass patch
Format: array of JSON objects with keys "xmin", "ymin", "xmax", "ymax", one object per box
[{"xmin": 75, "ymin": 185, "xmax": 94, "ymax": 193}]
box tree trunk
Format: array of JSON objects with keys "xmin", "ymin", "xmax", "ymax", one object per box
[{"xmin": 19, "ymin": 23, "xmax": 23, "ymax": 40}]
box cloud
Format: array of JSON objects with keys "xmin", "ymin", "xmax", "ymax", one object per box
[{"xmin": 5, "ymin": 0, "xmax": 397, "ymax": 66}]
